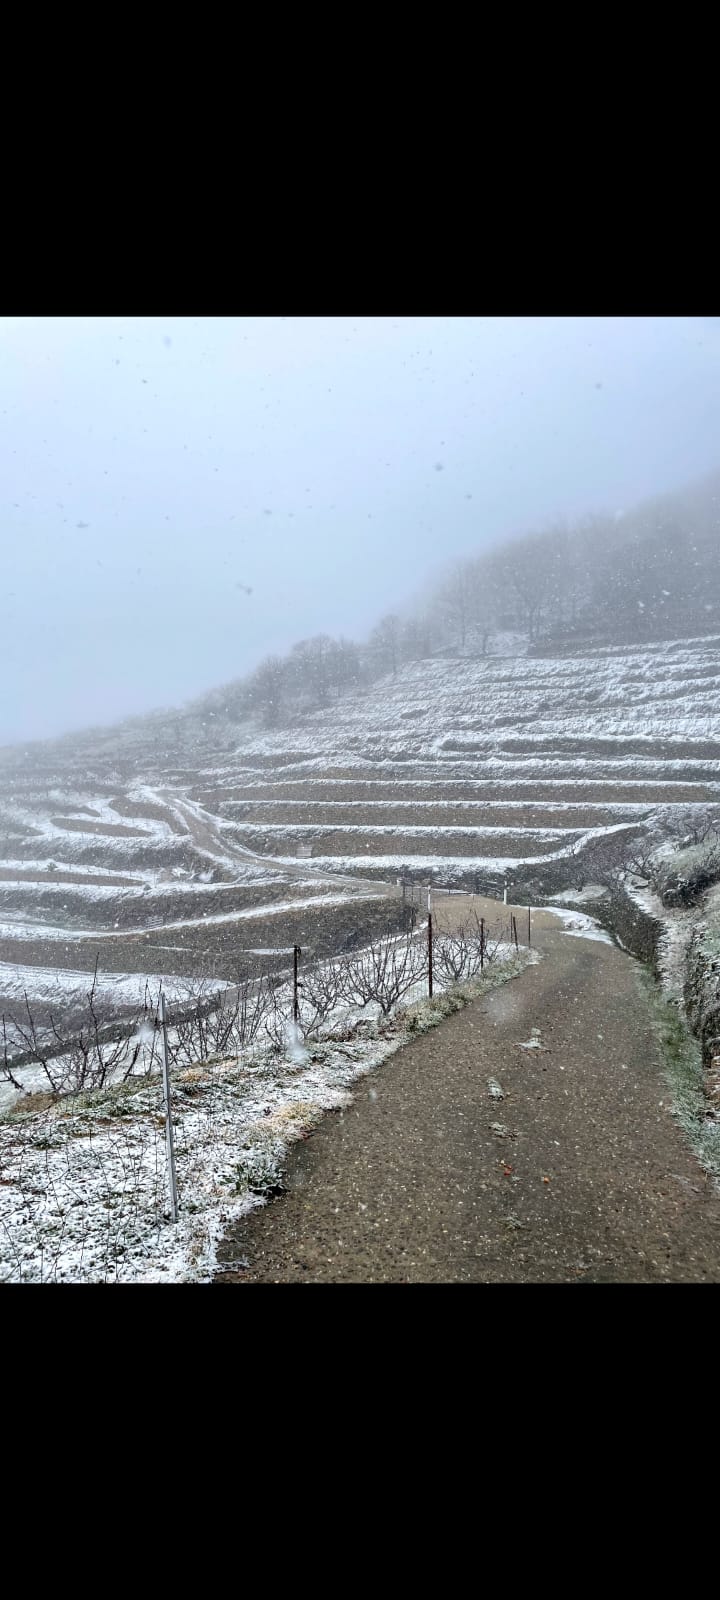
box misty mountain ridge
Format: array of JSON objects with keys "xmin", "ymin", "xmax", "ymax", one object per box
[
  {"xmin": 3, "ymin": 464, "xmax": 720, "ymax": 765},
  {"xmin": 181, "ymin": 463, "xmax": 720, "ymax": 736}
]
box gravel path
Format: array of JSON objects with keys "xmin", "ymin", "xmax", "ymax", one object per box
[{"xmin": 216, "ymin": 920, "xmax": 720, "ymax": 1282}]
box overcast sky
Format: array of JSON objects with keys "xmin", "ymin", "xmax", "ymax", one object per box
[{"xmin": 2, "ymin": 315, "xmax": 720, "ymax": 745}]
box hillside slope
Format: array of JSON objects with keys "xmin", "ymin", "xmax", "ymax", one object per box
[
  {"xmin": 190, "ymin": 633, "xmax": 720, "ymax": 889},
  {"xmin": 1, "ymin": 632, "xmax": 718, "ymax": 1025}
]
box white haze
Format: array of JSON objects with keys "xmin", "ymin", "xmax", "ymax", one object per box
[{"xmin": 2, "ymin": 314, "xmax": 720, "ymax": 744}]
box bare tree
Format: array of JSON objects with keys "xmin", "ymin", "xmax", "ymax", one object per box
[
  {"xmin": 341, "ymin": 935, "xmax": 425, "ymax": 1016},
  {"xmin": 652, "ymin": 803, "xmax": 720, "ymax": 849},
  {"xmin": 297, "ymin": 957, "xmax": 346, "ymax": 1040},
  {"xmin": 368, "ymin": 613, "xmax": 401, "ymax": 679},
  {"xmin": 248, "ymin": 654, "xmax": 287, "ymax": 727},
  {"xmin": 3, "ymin": 967, "xmax": 162, "ymax": 1096},
  {"xmin": 433, "ymin": 914, "xmax": 506, "ymax": 981},
  {"xmin": 168, "ymin": 972, "xmax": 276, "ymax": 1065},
  {"xmin": 2, "ymin": 1013, "xmax": 27, "ymax": 1091},
  {"xmin": 623, "ymin": 838, "xmax": 664, "ymax": 891}
]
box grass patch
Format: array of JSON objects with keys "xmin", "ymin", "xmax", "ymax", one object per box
[
  {"xmin": 405, "ymin": 954, "xmax": 531, "ymax": 1036},
  {"xmin": 695, "ymin": 883, "xmax": 720, "ymax": 960},
  {"xmin": 637, "ymin": 965, "xmax": 720, "ymax": 1182}
]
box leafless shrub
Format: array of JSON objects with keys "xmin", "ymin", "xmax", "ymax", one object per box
[
  {"xmin": 4, "ymin": 992, "xmax": 63, "ymax": 1093},
  {"xmin": 168, "ymin": 981, "xmax": 220, "ymax": 1066},
  {"xmin": 297, "ymin": 957, "xmax": 346, "ymax": 1040},
  {"xmin": 434, "ymin": 924, "xmax": 476, "ymax": 983},
  {"xmin": 262, "ymin": 978, "xmax": 290, "ymax": 1053},
  {"xmin": 582, "ymin": 817, "xmax": 720, "ymax": 896},
  {"xmin": 433, "ymin": 914, "xmax": 506, "ymax": 982},
  {"xmin": 340, "ymin": 934, "xmax": 425, "ymax": 1016},
  {"xmin": 659, "ymin": 841, "xmax": 720, "ymax": 908},
  {"xmin": 2, "ymin": 969, "xmax": 163, "ymax": 1097},
  {"xmin": 1, "ymin": 1015, "xmax": 24, "ymax": 1091},
  {"xmin": 565, "ymin": 827, "xmax": 646, "ymax": 892},
  {"xmin": 167, "ymin": 972, "xmax": 277, "ymax": 1065},
  {"xmin": 232, "ymin": 973, "xmax": 278, "ymax": 1052},
  {"xmin": 48, "ymin": 963, "xmax": 160, "ymax": 1092},
  {"xmin": 623, "ymin": 838, "xmax": 664, "ymax": 891},
  {"xmin": 563, "ymin": 836, "xmax": 591, "ymax": 891},
  {"xmin": 652, "ymin": 803, "xmax": 720, "ymax": 849}
]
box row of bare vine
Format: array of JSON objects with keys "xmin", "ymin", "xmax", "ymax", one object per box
[{"xmin": 2, "ymin": 915, "xmax": 509, "ymax": 1097}]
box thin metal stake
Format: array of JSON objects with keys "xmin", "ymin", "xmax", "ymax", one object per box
[
  {"xmin": 160, "ymin": 992, "xmax": 178, "ymax": 1224},
  {"xmin": 293, "ymin": 945, "xmax": 300, "ymax": 1023}
]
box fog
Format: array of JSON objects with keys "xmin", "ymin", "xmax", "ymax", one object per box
[{"xmin": 2, "ymin": 314, "xmax": 720, "ymax": 745}]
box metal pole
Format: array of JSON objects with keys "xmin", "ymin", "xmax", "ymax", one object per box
[
  {"xmin": 160, "ymin": 992, "xmax": 178, "ymax": 1224},
  {"xmin": 427, "ymin": 887, "xmax": 433, "ymax": 998},
  {"xmin": 480, "ymin": 917, "xmax": 484, "ymax": 971},
  {"xmin": 512, "ymin": 916, "xmax": 519, "ymax": 952},
  {"xmin": 528, "ymin": 906, "xmax": 531, "ymax": 946},
  {"xmin": 293, "ymin": 945, "xmax": 300, "ymax": 1023}
]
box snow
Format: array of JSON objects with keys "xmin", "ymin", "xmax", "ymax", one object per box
[
  {"xmin": 222, "ymin": 798, "xmax": 656, "ymax": 813},
  {"xmin": 544, "ymin": 907, "xmax": 614, "ymax": 945},
  {"xmin": 283, "ymin": 828, "xmax": 637, "ymax": 876},
  {"xmin": 551, "ymin": 885, "xmax": 609, "ymax": 902},
  {"xmin": 232, "ymin": 822, "xmax": 582, "ymax": 840},
  {"xmin": 0, "ymin": 959, "xmax": 190, "ymax": 1008},
  {"xmin": 624, "ymin": 878, "xmax": 694, "ymax": 1000}
]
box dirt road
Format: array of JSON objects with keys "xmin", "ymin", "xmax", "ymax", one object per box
[{"xmin": 216, "ymin": 915, "xmax": 720, "ymax": 1282}]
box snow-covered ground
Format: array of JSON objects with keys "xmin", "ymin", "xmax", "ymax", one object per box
[
  {"xmin": 625, "ymin": 878, "xmax": 697, "ymax": 1002},
  {"xmin": 543, "ymin": 907, "xmax": 614, "ymax": 946}
]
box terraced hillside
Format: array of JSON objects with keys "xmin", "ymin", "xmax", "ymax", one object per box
[
  {"xmin": 0, "ymin": 778, "xmax": 401, "ymax": 1025},
  {"xmin": 192, "ymin": 634, "xmax": 720, "ymax": 885},
  {"xmin": 1, "ymin": 633, "xmax": 718, "ymax": 1023}
]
